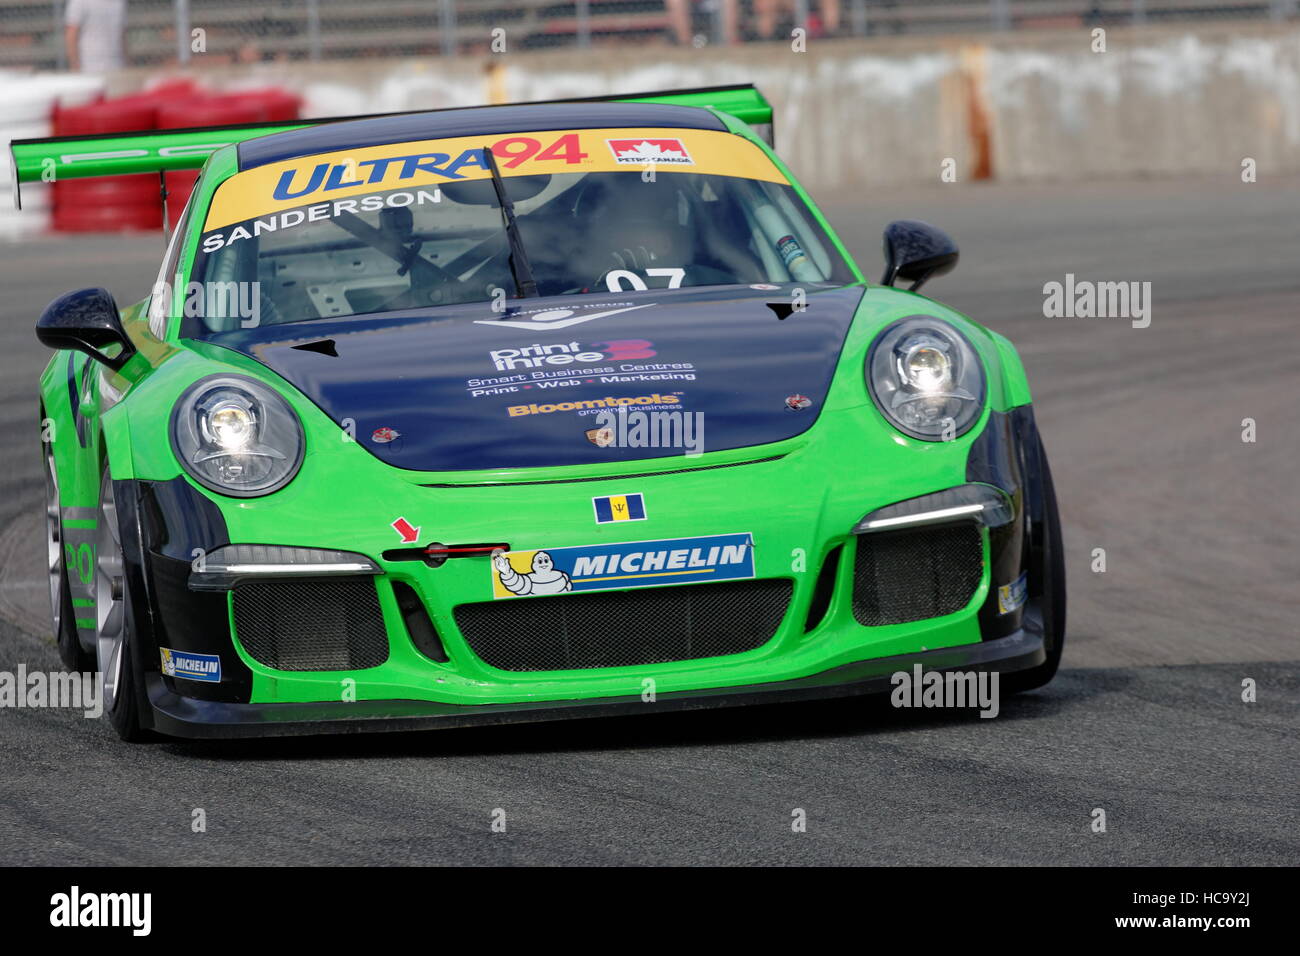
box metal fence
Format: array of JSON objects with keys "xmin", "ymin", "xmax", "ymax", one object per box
[{"xmin": 3, "ymin": 0, "xmax": 1296, "ymax": 70}]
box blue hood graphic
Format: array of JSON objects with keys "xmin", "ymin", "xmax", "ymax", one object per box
[{"xmin": 203, "ymin": 284, "xmax": 864, "ymax": 472}]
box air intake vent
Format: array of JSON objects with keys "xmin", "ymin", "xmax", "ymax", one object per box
[
  {"xmin": 393, "ymin": 581, "xmax": 447, "ymax": 663},
  {"xmin": 454, "ymin": 579, "xmax": 792, "ymax": 672},
  {"xmin": 804, "ymin": 545, "xmax": 842, "ymax": 632},
  {"xmin": 233, "ymin": 577, "xmax": 388, "ymax": 671},
  {"xmin": 852, "ymin": 524, "xmax": 983, "ymax": 626}
]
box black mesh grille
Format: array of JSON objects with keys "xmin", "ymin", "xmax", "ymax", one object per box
[
  {"xmin": 852, "ymin": 524, "xmax": 983, "ymax": 626},
  {"xmin": 454, "ymin": 579, "xmax": 793, "ymax": 672},
  {"xmin": 233, "ymin": 577, "xmax": 389, "ymax": 671}
]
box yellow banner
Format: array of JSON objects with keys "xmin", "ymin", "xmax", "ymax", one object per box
[{"xmin": 203, "ymin": 127, "xmax": 788, "ymax": 231}]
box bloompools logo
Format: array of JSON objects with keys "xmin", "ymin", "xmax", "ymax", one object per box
[
  {"xmin": 606, "ymin": 138, "xmax": 694, "ymax": 165},
  {"xmin": 507, "ymin": 393, "xmax": 681, "ymax": 417},
  {"xmin": 488, "ymin": 340, "xmax": 656, "ymax": 371}
]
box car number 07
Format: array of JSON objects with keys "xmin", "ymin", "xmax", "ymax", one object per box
[{"xmin": 605, "ymin": 267, "xmax": 686, "ymax": 292}]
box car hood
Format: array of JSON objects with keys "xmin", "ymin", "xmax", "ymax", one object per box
[{"xmin": 203, "ymin": 284, "xmax": 865, "ymax": 472}]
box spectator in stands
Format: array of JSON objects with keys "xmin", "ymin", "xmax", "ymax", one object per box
[
  {"xmin": 64, "ymin": 0, "xmax": 127, "ymax": 72},
  {"xmin": 665, "ymin": 0, "xmax": 692, "ymax": 44},
  {"xmin": 753, "ymin": 0, "xmax": 840, "ymax": 39},
  {"xmin": 665, "ymin": 0, "xmax": 739, "ymax": 45}
]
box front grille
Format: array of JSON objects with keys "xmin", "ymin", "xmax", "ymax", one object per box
[
  {"xmin": 232, "ymin": 577, "xmax": 389, "ymax": 671},
  {"xmin": 454, "ymin": 579, "xmax": 792, "ymax": 672},
  {"xmin": 852, "ymin": 524, "xmax": 983, "ymax": 626}
]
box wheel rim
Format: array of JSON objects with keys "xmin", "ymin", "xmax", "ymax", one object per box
[
  {"xmin": 95, "ymin": 471, "xmax": 126, "ymax": 710},
  {"xmin": 42, "ymin": 442, "xmax": 63, "ymax": 638}
]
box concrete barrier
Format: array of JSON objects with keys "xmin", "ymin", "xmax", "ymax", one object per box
[{"xmin": 99, "ymin": 21, "xmax": 1300, "ymax": 192}]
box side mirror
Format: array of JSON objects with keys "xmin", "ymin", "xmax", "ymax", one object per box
[
  {"xmin": 35, "ymin": 288, "xmax": 136, "ymax": 370},
  {"xmin": 880, "ymin": 220, "xmax": 959, "ymax": 293}
]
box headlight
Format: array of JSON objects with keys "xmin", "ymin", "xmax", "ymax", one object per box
[
  {"xmin": 866, "ymin": 316, "xmax": 985, "ymax": 440},
  {"xmin": 171, "ymin": 375, "xmax": 304, "ymax": 497}
]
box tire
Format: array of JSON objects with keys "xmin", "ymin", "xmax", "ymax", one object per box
[
  {"xmin": 95, "ymin": 465, "xmax": 147, "ymax": 741},
  {"xmin": 1003, "ymin": 446, "xmax": 1066, "ymax": 694},
  {"xmin": 42, "ymin": 427, "xmax": 89, "ymax": 671}
]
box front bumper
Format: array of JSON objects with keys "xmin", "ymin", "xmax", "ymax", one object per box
[
  {"xmin": 144, "ymin": 624, "xmax": 1045, "ymax": 739},
  {"xmin": 124, "ymin": 405, "xmax": 1047, "ymax": 737}
]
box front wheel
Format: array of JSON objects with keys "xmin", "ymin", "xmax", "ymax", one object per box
[
  {"xmin": 43, "ymin": 428, "xmax": 88, "ymax": 671},
  {"xmin": 1003, "ymin": 447, "xmax": 1066, "ymax": 694},
  {"xmin": 95, "ymin": 466, "xmax": 146, "ymax": 741}
]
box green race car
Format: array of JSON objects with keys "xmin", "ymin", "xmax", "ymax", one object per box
[{"xmin": 14, "ymin": 85, "xmax": 1065, "ymax": 740}]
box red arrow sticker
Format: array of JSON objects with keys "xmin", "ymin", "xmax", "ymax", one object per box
[{"xmin": 392, "ymin": 517, "xmax": 420, "ymax": 543}]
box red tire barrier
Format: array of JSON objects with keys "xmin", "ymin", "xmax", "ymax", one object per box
[
  {"xmin": 53, "ymin": 202, "xmax": 163, "ymax": 233},
  {"xmin": 50, "ymin": 84, "xmax": 299, "ymax": 233},
  {"xmin": 52, "ymin": 98, "xmax": 162, "ymax": 232},
  {"xmin": 52, "ymin": 98, "xmax": 156, "ymax": 135},
  {"xmin": 157, "ymin": 96, "xmax": 269, "ymax": 220},
  {"xmin": 156, "ymin": 95, "xmax": 267, "ymax": 130},
  {"xmin": 138, "ymin": 78, "xmax": 204, "ymax": 102},
  {"xmin": 162, "ymin": 169, "xmax": 201, "ymax": 223},
  {"xmin": 229, "ymin": 88, "xmax": 302, "ymax": 123},
  {"xmin": 54, "ymin": 176, "xmax": 161, "ymax": 204}
]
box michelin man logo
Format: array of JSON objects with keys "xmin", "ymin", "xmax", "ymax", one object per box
[{"xmin": 492, "ymin": 549, "xmax": 572, "ymax": 596}]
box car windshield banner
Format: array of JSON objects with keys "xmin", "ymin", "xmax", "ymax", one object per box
[{"xmin": 202, "ymin": 127, "xmax": 789, "ymax": 231}]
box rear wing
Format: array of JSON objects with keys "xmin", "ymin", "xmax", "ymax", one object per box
[{"xmin": 9, "ymin": 84, "xmax": 773, "ymax": 210}]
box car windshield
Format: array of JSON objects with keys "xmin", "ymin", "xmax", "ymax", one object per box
[{"xmin": 187, "ymin": 127, "xmax": 853, "ymax": 334}]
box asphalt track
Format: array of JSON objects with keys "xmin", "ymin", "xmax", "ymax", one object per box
[{"xmin": 0, "ymin": 176, "xmax": 1296, "ymax": 865}]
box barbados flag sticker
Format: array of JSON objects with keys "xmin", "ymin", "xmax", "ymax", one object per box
[{"xmin": 593, "ymin": 493, "xmax": 646, "ymax": 524}]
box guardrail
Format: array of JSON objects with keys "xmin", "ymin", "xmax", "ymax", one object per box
[{"xmin": 1, "ymin": 0, "xmax": 1296, "ymax": 70}]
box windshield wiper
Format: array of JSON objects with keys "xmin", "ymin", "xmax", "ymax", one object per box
[{"xmin": 482, "ymin": 147, "xmax": 537, "ymax": 298}]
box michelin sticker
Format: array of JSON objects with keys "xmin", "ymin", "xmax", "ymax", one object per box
[
  {"xmin": 997, "ymin": 570, "xmax": 1028, "ymax": 616},
  {"xmin": 490, "ymin": 532, "xmax": 754, "ymax": 599},
  {"xmin": 160, "ymin": 647, "xmax": 222, "ymax": 682}
]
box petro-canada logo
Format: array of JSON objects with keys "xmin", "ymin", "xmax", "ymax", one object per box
[{"xmin": 606, "ymin": 138, "xmax": 693, "ymax": 165}]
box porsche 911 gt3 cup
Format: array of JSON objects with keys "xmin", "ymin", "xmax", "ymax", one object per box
[{"xmin": 12, "ymin": 85, "xmax": 1065, "ymax": 740}]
